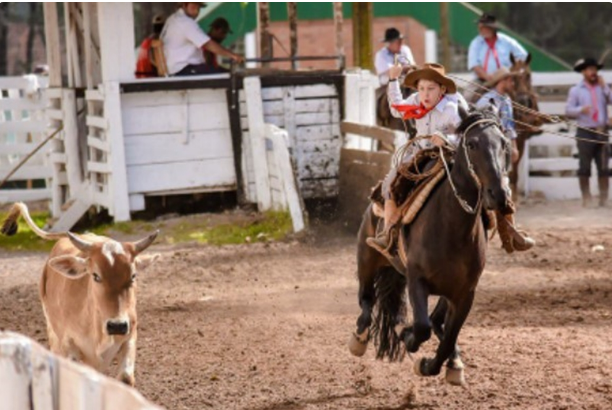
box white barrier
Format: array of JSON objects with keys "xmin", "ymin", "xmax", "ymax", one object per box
[{"xmin": 0, "ymin": 331, "xmax": 163, "ymax": 410}]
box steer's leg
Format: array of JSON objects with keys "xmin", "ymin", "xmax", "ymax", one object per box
[{"xmin": 116, "ymin": 332, "xmax": 137, "ymax": 386}]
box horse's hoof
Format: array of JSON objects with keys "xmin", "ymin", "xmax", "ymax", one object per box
[
  {"xmin": 348, "ymin": 330, "xmax": 369, "ymax": 357},
  {"xmin": 445, "ymin": 366, "xmax": 465, "ymax": 386},
  {"xmin": 413, "ymin": 357, "xmax": 426, "ymax": 376}
]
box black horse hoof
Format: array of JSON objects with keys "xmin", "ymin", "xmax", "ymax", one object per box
[{"xmin": 413, "ymin": 357, "xmax": 441, "ymax": 377}]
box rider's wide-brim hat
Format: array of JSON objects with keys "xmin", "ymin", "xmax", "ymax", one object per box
[
  {"xmin": 573, "ymin": 57, "xmax": 603, "ymax": 73},
  {"xmin": 382, "ymin": 27, "xmax": 403, "ymax": 43},
  {"xmin": 403, "ymin": 63, "xmax": 457, "ymax": 94},
  {"xmin": 484, "ymin": 67, "xmax": 519, "ymax": 87}
]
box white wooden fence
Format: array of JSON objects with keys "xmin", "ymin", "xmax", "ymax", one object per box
[
  {"xmin": 520, "ymin": 71, "xmax": 612, "ymax": 199},
  {"xmin": 0, "ymin": 76, "xmax": 51, "ymax": 203},
  {"xmin": 0, "ymin": 331, "xmax": 162, "ymax": 410}
]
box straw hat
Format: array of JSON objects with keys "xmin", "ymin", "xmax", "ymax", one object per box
[
  {"xmin": 485, "ymin": 67, "xmax": 518, "ymax": 87},
  {"xmin": 403, "ymin": 63, "xmax": 457, "ymax": 94}
]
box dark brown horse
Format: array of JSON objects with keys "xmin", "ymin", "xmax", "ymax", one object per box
[
  {"xmin": 349, "ymin": 105, "xmax": 511, "ymax": 385},
  {"xmin": 508, "ymin": 53, "xmax": 544, "ymax": 198}
]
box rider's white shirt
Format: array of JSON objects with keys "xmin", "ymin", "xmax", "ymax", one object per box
[
  {"xmin": 387, "ymin": 80, "xmax": 468, "ymax": 149},
  {"xmin": 375, "ymin": 45, "xmax": 415, "ymax": 86}
]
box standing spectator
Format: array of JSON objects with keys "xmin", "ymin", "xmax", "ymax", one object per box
[
  {"xmin": 374, "ymin": 27, "xmax": 415, "ymax": 86},
  {"xmin": 468, "ymin": 14, "xmax": 528, "ymax": 83},
  {"xmin": 566, "ymin": 57, "xmax": 612, "ymax": 207},
  {"xmin": 162, "ymin": 3, "xmax": 242, "ymax": 76},
  {"xmin": 135, "ymin": 14, "xmax": 165, "ymax": 78},
  {"xmin": 203, "ymin": 17, "xmax": 233, "ymax": 72}
]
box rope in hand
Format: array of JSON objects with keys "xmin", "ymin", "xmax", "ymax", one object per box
[{"xmin": 448, "ymin": 74, "xmax": 612, "ymax": 144}]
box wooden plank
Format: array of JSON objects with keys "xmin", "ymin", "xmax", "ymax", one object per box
[
  {"xmin": 122, "ymin": 102, "xmax": 230, "ymax": 135},
  {"xmin": 43, "ymin": 3, "xmax": 62, "ymax": 86},
  {"xmin": 121, "ymin": 88, "xmax": 228, "ymax": 107},
  {"xmin": 45, "ymin": 88, "xmax": 63, "ymax": 99},
  {"xmin": 88, "ymin": 161, "xmax": 112, "ymax": 174},
  {"xmin": 0, "ymin": 188, "xmax": 52, "ymax": 203},
  {"xmin": 244, "ymin": 76, "xmax": 272, "ymax": 211},
  {"xmin": 0, "ymin": 165, "xmax": 53, "ymax": 180},
  {"xmin": 129, "ymin": 194, "xmax": 145, "ymax": 211},
  {"xmin": 0, "ymin": 98, "xmax": 47, "ymax": 111},
  {"xmin": 294, "ymin": 84, "xmax": 337, "ymax": 98},
  {"xmin": 283, "ymin": 86, "xmax": 297, "ymax": 148},
  {"xmin": 86, "ymin": 115, "xmax": 108, "ymax": 130},
  {"xmin": 0, "ymin": 143, "xmax": 46, "ymax": 156},
  {"xmin": 87, "ymin": 136, "xmax": 110, "ymax": 152},
  {"xmin": 296, "ymin": 124, "xmax": 341, "ymax": 142},
  {"xmin": 62, "ymin": 89, "xmax": 84, "ymax": 193},
  {"xmin": 97, "ymin": 3, "xmax": 136, "ymax": 82},
  {"xmin": 340, "ymin": 121, "xmax": 395, "ymax": 145},
  {"xmin": 0, "ymin": 77, "xmax": 30, "ymax": 90},
  {"xmin": 300, "ymin": 178, "xmax": 338, "ymax": 199},
  {"xmin": 127, "ymin": 158, "xmax": 236, "ymax": 194},
  {"xmin": 0, "ymin": 120, "xmax": 47, "ymax": 134},
  {"xmin": 238, "ymin": 86, "xmax": 284, "ymax": 102},
  {"xmin": 85, "ymin": 89, "xmax": 105, "ymax": 101},
  {"xmin": 338, "ymin": 148, "xmax": 392, "ymax": 230},
  {"xmin": 46, "ymin": 108, "xmax": 64, "ymax": 121},
  {"xmin": 124, "ymin": 130, "xmax": 234, "ymax": 166}
]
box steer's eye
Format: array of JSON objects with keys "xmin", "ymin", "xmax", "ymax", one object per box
[{"xmin": 93, "ymin": 273, "xmax": 102, "ymax": 283}]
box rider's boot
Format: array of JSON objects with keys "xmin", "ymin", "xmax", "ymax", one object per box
[
  {"xmin": 580, "ymin": 176, "xmax": 593, "ymax": 208},
  {"xmin": 496, "ymin": 211, "xmax": 535, "ymax": 253},
  {"xmin": 598, "ymin": 176, "xmax": 609, "ymax": 207},
  {"xmin": 367, "ymin": 199, "xmax": 399, "ymax": 257}
]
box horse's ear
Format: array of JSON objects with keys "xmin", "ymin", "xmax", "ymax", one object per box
[
  {"xmin": 458, "ymin": 104, "xmax": 470, "ymax": 121},
  {"xmin": 488, "ymin": 98, "xmax": 497, "ymax": 108},
  {"xmin": 510, "ymin": 53, "xmax": 516, "ymax": 65},
  {"xmin": 525, "ymin": 52, "xmax": 532, "ymax": 65},
  {"xmin": 487, "ymin": 99, "xmax": 500, "ymax": 117}
]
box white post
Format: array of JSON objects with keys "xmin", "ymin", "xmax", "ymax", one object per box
[
  {"xmin": 103, "ymin": 81, "xmax": 131, "ymax": 221},
  {"xmin": 245, "ymin": 32, "xmax": 257, "ymax": 69},
  {"xmin": 425, "ymin": 30, "xmax": 438, "ymax": 63},
  {"xmin": 244, "ymin": 77, "xmax": 272, "ymax": 211},
  {"xmin": 43, "ymin": 3, "xmax": 62, "ymax": 87},
  {"xmin": 97, "ymin": 3, "xmax": 136, "ymax": 83}
]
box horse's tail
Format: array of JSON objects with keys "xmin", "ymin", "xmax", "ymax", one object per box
[{"xmin": 371, "ymin": 267, "xmax": 407, "ymax": 361}]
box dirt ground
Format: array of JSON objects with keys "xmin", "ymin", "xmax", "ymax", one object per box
[{"xmin": 1, "ymin": 200, "xmax": 612, "ymax": 410}]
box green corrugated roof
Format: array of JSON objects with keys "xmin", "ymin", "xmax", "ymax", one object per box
[{"xmin": 198, "ymin": 2, "xmax": 570, "ymax": 72}]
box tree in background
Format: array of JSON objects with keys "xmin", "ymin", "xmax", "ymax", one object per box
[{"xmin": 478, "ymin": 3, "xmax": 612, "ymax": 65}]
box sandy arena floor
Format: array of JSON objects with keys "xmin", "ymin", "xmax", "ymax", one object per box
[{"xmin": 1, "ymin": 201, "xmax": 611, "ymax": 410}]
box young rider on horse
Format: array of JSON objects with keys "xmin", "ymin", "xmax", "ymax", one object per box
[{"xmin": 366, "ymin": 62, "xmax": 535, "ymax": 258}]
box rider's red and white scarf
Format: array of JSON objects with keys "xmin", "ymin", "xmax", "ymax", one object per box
[{"xmin": 391, "ymin": 95, "xmax": 444, "ymax": 120}]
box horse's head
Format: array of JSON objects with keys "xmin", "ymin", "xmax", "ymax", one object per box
[
  {"xmin": 509, "ymin": 53, "xmax": 533, "ymax": 95},
  {"xmin": 456, "ymin": 104, "xmax": 511, "ymax": 213},
  {"xmin": 509, "ymin": 53, "xmax": 544, "ymax": 130}
]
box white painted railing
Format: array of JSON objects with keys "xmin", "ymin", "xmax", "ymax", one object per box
[
  {"xmin": 0, "ymin": 331, "xmax": 162, "ymax": 410},
  {"xmin": 0, "ymin": 76, "xmax": 52, "ymax": 203}
]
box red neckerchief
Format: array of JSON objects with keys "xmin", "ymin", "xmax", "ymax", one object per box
[
  {"xmin": 392, "ymin": 95, "xmax": 444, "ymax": 120},
  {"xmin": 483, "ymin": 36, "xmax": 501, "ymax": 72},
  {"xmin": 585, "ymin": 82, "xmax": 600, "ymax": 122}
]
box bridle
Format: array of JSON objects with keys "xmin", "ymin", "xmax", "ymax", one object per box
[{"xmin": 441, "ymin": 118, "xmax": 504, "ymax": 214}]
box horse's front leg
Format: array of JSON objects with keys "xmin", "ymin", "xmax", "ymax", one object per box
[
  {"xmin": 430, "ymin": 297, "xmax": 465, "ymax": 386},
  {"xmin": 414, "ymin": 291, "xmax": 475, "ymax": 382},
  {"xmin": 402, "ymin": 275, "xmax": 431, "ymax": 353}
]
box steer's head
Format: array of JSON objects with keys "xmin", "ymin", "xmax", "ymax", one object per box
[{"xmin": 48, "ymin": 231, "xmax": 160, "ymax": 337}]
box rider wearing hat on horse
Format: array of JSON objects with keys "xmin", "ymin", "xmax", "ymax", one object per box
[
  {"xmin": 374, "ymin": 28, "xmax": 416, "ymax": 86},
  {"xmin": 367, "ymin": 63, "xmax": 535, "ymax": 257},
  {"xmin": 477, "ymin": 68, "xmax": 536, "ymax": 253},
  {"xmin": 468, "ymin": 13, "xmax": 528, "ymax": 83}
]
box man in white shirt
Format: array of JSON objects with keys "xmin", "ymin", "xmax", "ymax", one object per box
[
  {"xmin": 162, "ymin": 3, "xmax": 243, "ymax": 76},
  {"xmin": 374, "ymin": 28, "xmax": 415, "ymax": 86}
]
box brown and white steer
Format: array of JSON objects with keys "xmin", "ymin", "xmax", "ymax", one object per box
[{"xmin": 1, "ymin": 202, "xmax": 160, "ymax": 386}]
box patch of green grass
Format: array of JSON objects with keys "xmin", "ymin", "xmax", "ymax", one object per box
[
  {"xmin": 0, "ymin": 211, "xmax": 55, "ymax": 252},
  {"xmin": 165, "ymin": 211, "xmax": 293, "ymax": 246},
  {"xmin": 0, "ymin": 210, "xmax": 294, "ymax": 251}
]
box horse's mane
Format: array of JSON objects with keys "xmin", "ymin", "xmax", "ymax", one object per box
[{"xmin": 456, "ymin": 106, "xmax": 501, "ymax": 135}]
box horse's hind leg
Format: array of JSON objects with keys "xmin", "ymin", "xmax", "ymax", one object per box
[
  {"xmin": 414, "ymin": 291, "xmax": 475, "ymax": 382},
  {"xmin": 430, "ymin": 298, "xmax": 465, "ymax": 385},
  {"xmin": 402, "ymin": 276, "xmax": 431, "ymax": 353}
]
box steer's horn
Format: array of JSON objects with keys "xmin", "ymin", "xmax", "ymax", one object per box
[
  {"xmin": 68, "ymin": 232, "xmax": 94, "ymax": 252},
  {"xmin": 133, "ymin": 230, "xmax": 159, "ymax": 254}
]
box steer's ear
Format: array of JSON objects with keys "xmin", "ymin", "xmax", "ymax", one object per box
[
  {"xmin": 48, "ymin": 255, "xmax": 89, "ymax": 279},
  {"xmin": 135, "ymin": 253, "xmax": 160, "ymax": 272}
]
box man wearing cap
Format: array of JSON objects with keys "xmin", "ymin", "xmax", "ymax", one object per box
[
  {"xmin": 566, "ymin": 57, "xmax": 612, "ymax": 207},
  {"xmin": 162, "ymin": 3, "xmax": 243, "ymax": 76},
  {"xmin": 468, "ymin": 13, "xmax": 528, "ymax": 83},
  {"xmin": 202, "ymin": 17, "xmax": 233, "ymax": 72},
  {"xmin": 374, "ymin": 28, "xmax": 415, "ymax": 86},
  {"xmin": 135, "ymin": 15, "xmax": 165, "ymax": 78}
]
